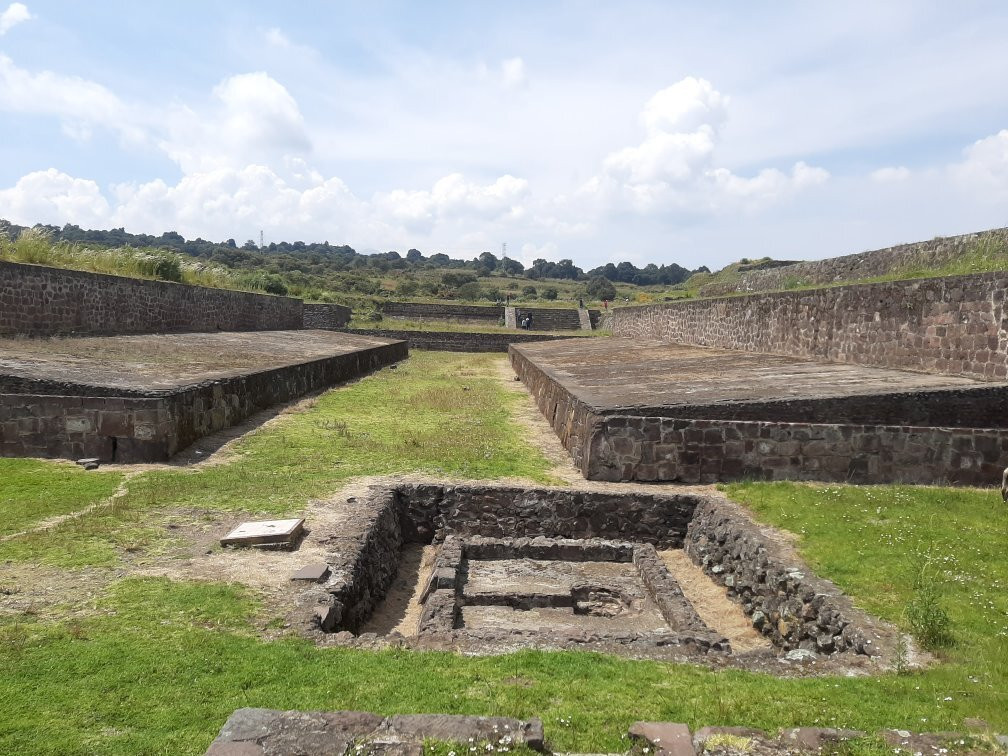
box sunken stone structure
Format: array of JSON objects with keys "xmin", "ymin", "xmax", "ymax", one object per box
[{"xmin": 293, "ymin": 482, "xmax": 897, "ymax": 663}]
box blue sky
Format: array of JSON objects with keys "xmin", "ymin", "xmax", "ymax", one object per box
[{"xmin": 1, "ymin": 1, "xmax": 1007, "ymax": 269}]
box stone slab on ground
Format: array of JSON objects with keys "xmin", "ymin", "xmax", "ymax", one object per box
[
  {"xmin": 205, "ymin": 709, "xmax": 545, "ymax": 755},
  {"xmin": 221, "ymin": 519, "xmax": 305, "ymax": 548},
  {"xmin": 290, "ymin": 562, "xmax": 330, "ymax": 581},
  {"xmin": 629, "ymin": 722, "xmax": 695, "ymax": 756}
]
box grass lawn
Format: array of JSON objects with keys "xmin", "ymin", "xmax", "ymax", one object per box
[
  {"xmin": 1, "ymin": 353, "xmax": 1007, "ymax": 754},
  {"xmin": 0, "ymin": 459, "xmax": 123, "ymax": 537}
]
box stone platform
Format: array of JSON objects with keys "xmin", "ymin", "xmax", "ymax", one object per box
[
  {"xmin": 0, "ymin": 330, "xmax": 406, "ymax": 463},
  {"xmin": 510, "ymin": 337, "xmax": 1008, "ymax": 485}
]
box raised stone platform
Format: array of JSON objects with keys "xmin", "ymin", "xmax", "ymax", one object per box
[
  {"xmin": 510, "ymin": 337, "xmax": 1008, "ymax": 485},
  {"xmin": 0, "ymin": 330, "xmax": 406, "ymax": 462}
]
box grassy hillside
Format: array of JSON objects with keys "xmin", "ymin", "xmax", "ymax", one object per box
[{"xmin": 0, "ymin": 226, "xmax": 678, "ymax": 309}]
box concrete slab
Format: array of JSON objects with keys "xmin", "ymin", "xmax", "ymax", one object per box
[
  {"xmin": 291, "ymin": 562, "xmax": 330, "ymax": 581},
  {"xmin": 221, "ymin": 519, "xmax": 305, "ymax": 548}
]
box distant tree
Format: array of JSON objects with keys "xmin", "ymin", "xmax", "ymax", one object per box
[
  {"xmin": 477, "ymin": 251, "xmax": 499, "ymax": 272},
  {"xmin": 587, "ymin": 276, "xmax": 616, "ymax": 301},
  {"xmin": 499, "ymin": 257, "xmax": 524, "ymax": 275},
  {"xmin": 406, "ymin": 248, "xmax": 423, "ymax": 262},
  {"xmin": 521, "ymin": 285, "xmax": 538, "ymax": 299},
  {"xmin": 242, "ymin": 239, "xmax": 258, "ymax": 250},
  {"xmin": 396, "ymin": 280, "xmax": 419, "ymax": 296},
  {"xmin": 442, "ymin": 272, "xmax": 477, "ymax": 288},
  {"xmin": 541, "ymin": 287, "xmax": 558, "ymax": 300},
  {"xmin": 456, "ymin": 281, "xmax": 482, "ymax": 301}
]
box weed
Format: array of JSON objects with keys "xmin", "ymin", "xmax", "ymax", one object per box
[{"xmin": 905, "ymin": 559, "xmax": 955, "ymax": 650}]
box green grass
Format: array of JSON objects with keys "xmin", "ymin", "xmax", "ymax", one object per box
[
  {"xmin": 3, "ymin": 356, "xmax": 1008, "ymax": 754},
  {"xmin": 0, "ymin": 459, "xmax": 123, "ymax": 537},
  {"xmin": 0, "ymin": 228, "xmax": 274, "ymax": 293},
  {"xmin": 0, "ymin": 352, "xmax": 557, "ymax": 567},
  {"xmin": 2, "ymin": 562, "xmax": 1006, "ymax": 755},
  {"xmin": 671, "ymin": 236, "xmax": 1008, "ymax": 301}
]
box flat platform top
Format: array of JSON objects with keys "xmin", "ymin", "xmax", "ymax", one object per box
[
  {"xmin": 0, "ymin": 330, "xmax": 401, "ymax": 391},
  {"xmin": 512, "ymin": 337, "xmax": 985, "ymax": 412}
]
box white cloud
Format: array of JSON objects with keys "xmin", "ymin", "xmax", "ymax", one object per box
[
  {"xmin": 640, "ymin": 77, "xmax": 728, "ymax": 136},
  {"xmin": 0, "ymin": 54, "xmax": 144, "ymax": 144},
  {"xmin": 518, "ymin": 241, "xmax": 558, "ymax": 266},
  {"xmin": 0, "ymin": 2, "xmax": 30, "ymax": 35},
  {"xmin": 585, "ymin": 77, "xmax": 829, "ymax": 214},
  {"xmin": 871, "ymin": 166, "xmax": 911, "ymax": 182},
  {"xmin": 374, "ymin": 173, "xmax": 530, "ymax": 232},
  {"xmin": 501, "ymin": 57, "xmax": 528, "ymax": 89},
  {"xmin": 951, "ymin": 129, "xmax": 1008, "ymax": 199},
  {"xmin": 0, "ymin": 169, "xmax": 109, "ymax": 226},
  {"xmin": 159, "ymin": 72, "xmax": 311, "ymax": 174}
]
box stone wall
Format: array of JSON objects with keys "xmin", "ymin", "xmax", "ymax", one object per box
[
  {"xmin": 337, "ymin": 328, "xmax": 570, "ymax": 352},
  {"xmin": 685, "ymin": 496, "xmax": 894, "ymax": 656},
  {"xmin": 588, "ymin": 415, "xmax": 1007, "ymax": 485},
  {"xmin": 512, "ymin": 307, "xmax": 586, "ymax": 331},
  {"xmin": 698, "ymin": 226, "xmax": 1008, "ymax": 297},
  {"xmin": 302, "ymin": 303, "xmax": 351, "ymax": 329},
  {"xmin": 396, "ymin": 482, "xmax": 701, "ymax": 549},
  {"xmin": 0, "ymin": 339, "xmax": 407, "ymax": 462},
  {"xmin": 613, "ymin": 271, "xmax": 1008, "ymax": 381},
  {"xmin": 381, "ymin": 301, "xmax": 502, "ymax": 321},
  {"xmin": 0, "ymin": 261, "xmax": 303, "ymax": 336},
  {"xmin": 379, "ymin": 301, "xmax": 592, "ymax": 331}
]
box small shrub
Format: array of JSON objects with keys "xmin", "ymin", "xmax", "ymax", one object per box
[
  {"xmin": 904, "ymin": 561, "xmax": 954, "ymax": 649},
  {"xmin": 541, "ymin": 287, "xmax": 558, "ymax": 300}
]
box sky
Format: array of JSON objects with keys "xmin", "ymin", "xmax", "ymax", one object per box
[{"xmin": 0, "ymin": 2, "xmax": 1007, "ymax": 271}]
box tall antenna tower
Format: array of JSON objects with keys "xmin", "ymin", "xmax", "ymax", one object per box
[
  {"xmin": 260, "ymin": 230, "xmax": 264, "ymax": 251},
  {"xmin": 501, "ymin": 242, "xmax": 507, "ymax": 258}
]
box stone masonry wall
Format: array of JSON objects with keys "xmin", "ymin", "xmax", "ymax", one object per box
[
  {"xmin": 0, "ymin": 339, "xmax": 407, "ymax": 462},
  {"xmin": 302, "ymin": 303, "xmax": 352, "ymax": 329},
  {"xmin": 381, "ymin": 302, "xmax": 502, "ymax": 321},
  {"xmin": 512, "ymin": 307, "xmax": 585, "ymax": 331},
  {"xmin": 685, "ymin": 497, "xmax": 891, "ymax": 655},
  {"xmin": 0, "ymin": 261, "xmax": 303, "ymax": 336},
  {"xmin": 698, "ymin": 226, "xmax": 1008, "ymax": 297},
  {"xmin": 509, "ymin": 344, "xmax": 597, "ymax": 471},
  {"xmin": 588, "ymin": 415, "xmax": 1008, "ymax": 485},
  {"xmin": 396, "ymin": 483, "xmax": 700, "ymax": 549},
  {"xmin": 613, "ymin": 271, "xmax": 1008, "ymax": 381},
  {"xmin": 379, "ymin": 301, "xmax": 592, "ymax": 331},
  {"xmin": 339, "ymin": 328, "xmax": 569, "ymax": 352}
]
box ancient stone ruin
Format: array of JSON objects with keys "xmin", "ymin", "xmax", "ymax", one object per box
[{"xmin": 291, "ymin": 482, "xmax": 898, "ymax": 665}]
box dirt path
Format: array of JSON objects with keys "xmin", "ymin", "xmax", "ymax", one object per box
[{"xmin": 659, "ymin": 549, "xmax": 771, "ymax": 653}]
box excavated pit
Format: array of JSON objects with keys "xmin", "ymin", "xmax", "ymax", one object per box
[{"xmin": 298, "ymin": 482, "xmax": 901, "ymax": 664}]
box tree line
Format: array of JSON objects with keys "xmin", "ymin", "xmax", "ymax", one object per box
[{"xmin": 2, "ymin": 220, "xmax": 703, "ymax": 285}]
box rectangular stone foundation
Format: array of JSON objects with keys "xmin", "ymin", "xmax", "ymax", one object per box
[
  {"xmin": 509, "ymin": 337, "xmax": 1008, "ymax": 485},
  {"xmin": 0, "ymin": 331, "xmax": 406, "ymax": 462},
  {"xmin": 301, "ymin": 482, "xmax": 898, "ymax": 661}
]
